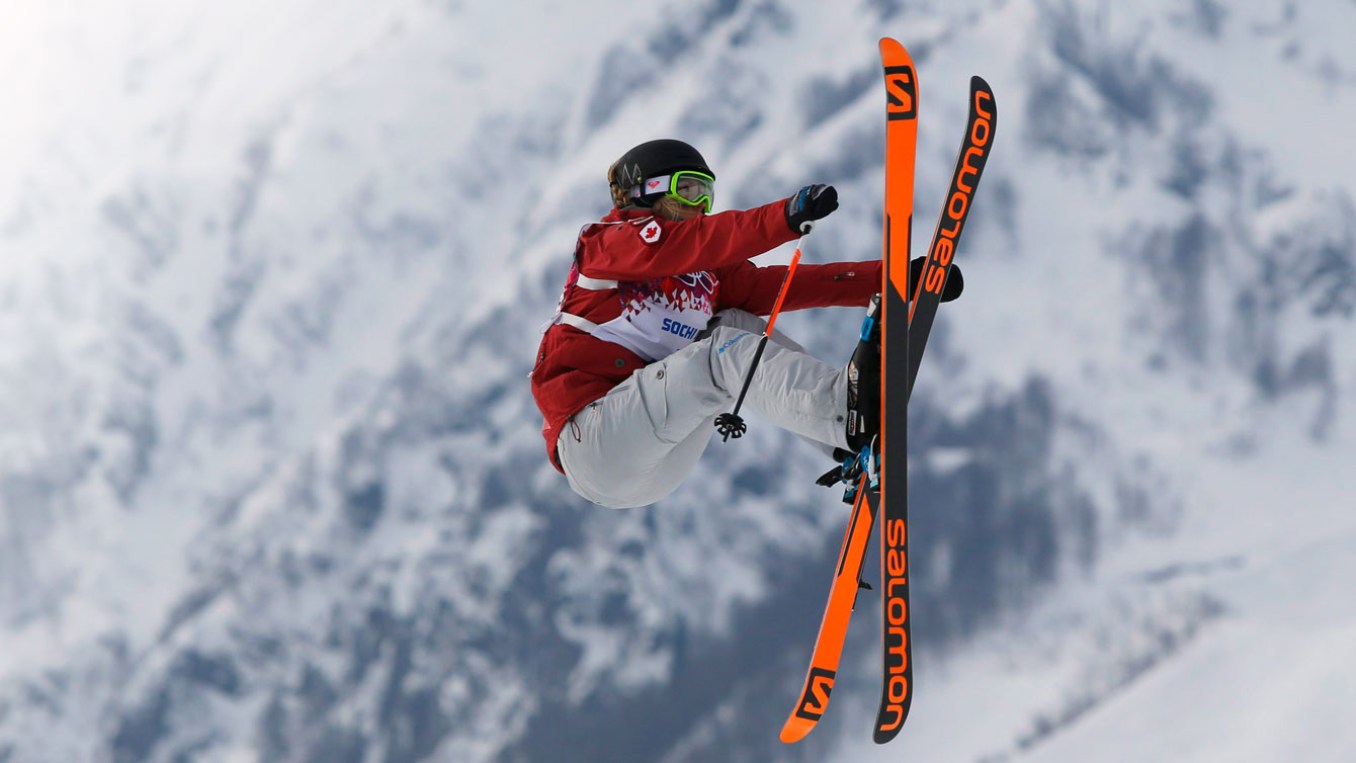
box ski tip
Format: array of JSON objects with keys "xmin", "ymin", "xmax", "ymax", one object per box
[
  {"xmin": 968, "ymin": 75, "xmax": 997, "ymax": 130},
  {"xmin": 872, "ymin": 695, "xmax": 913, "ymax": 744},
  {"xmin": 779, "ymin": 719, "xmax": 813, "ymax": 745}
]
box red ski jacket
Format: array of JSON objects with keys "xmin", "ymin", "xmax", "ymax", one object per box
[{"xmin": 531, "ymin": 199, "xmax": 881, "ymax": 472}]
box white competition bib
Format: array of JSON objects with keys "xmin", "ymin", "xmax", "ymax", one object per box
[{"xmin": 590, "ymin": 272, "xmax": 718, "ymax": 362}]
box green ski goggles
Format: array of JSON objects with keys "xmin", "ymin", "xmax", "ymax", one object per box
[{"xmin": 632, "ymin": 170, "xmax": 716, "ymax": 213}]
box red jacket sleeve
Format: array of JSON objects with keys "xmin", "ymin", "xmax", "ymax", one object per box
[
  {"xmin": 578, "ymin": 199, "xmax": 798, "ymax": 280},
  {"xmin": 715, "ymin": 259, "xmax": 882, "ymax": 315}
]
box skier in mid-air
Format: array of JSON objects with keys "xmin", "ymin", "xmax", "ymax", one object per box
[{"xmin": 530, "ymin": 139, "xmax": 961, "ymax": 508}]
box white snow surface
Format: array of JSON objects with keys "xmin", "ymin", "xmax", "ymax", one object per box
[{"xmin": 0, "ymin": 1, "xmax": 1354, "ymax": 762}]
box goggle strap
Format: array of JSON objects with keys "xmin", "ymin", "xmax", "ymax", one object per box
[{"xmin": 642, "ymin": 174, "xmax": 674, "ymax": 195}]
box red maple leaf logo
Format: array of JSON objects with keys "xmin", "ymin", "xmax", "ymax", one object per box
[{"xmin": 640, "ymin": 221, "xmax": 662, "ymax": 244}]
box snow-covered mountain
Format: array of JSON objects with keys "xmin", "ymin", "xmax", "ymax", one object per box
[{"xmin": 1, "ymin": 1, "xmax": 1353, "ymax": 762}]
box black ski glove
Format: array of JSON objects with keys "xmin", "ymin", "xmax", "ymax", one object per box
[
  {"xmin": 785, "ymin": 184, "xmax": 838, "ymax": 233},
  {"xmin": 909, "ymin": 256, "xmax": 965, "ymax": 302}
]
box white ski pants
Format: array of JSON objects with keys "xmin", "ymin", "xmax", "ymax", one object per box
[{"xmin": 557, "ymin": 309, "xmax": 851, "ymax": 509}]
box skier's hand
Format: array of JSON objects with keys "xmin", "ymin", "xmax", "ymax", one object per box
[
  {"xmin": 909, "ymin": 256, "xmax": 965, "ymax": 302},
  {"xmin": 785, "ymin": 184, "xmax": 838, "ymax": 233}
]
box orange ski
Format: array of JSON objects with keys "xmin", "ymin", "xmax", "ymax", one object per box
[
  {"xmin": 779, "ymin": 472, "xmax": 875, "ymax": 743},
  {"xmin": 874, "ymin": 34, "xmax": 920, "ymax": 744},
  {"xmin": 781, "ymin": 37, "xmax": 919, "ymax": 745}
]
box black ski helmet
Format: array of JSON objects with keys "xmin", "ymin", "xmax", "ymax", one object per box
[{"xmin": 608, "ymin": 139, "xmax": 714, "ymax": 208}]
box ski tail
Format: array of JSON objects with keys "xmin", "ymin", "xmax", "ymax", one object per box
[
  {"xmin": 873, "ymin": 35, "xmax": 918, "ymax": 745},
  {"xmin": 905, "ymin": 76, "xmax": 996, "ymax": 397},
  {"xmin": 779, "ymin": 472, "xmax": 875, "ymax": 744}
]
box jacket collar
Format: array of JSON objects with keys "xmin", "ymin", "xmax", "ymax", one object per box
[{"xmin": 603, "ymin": 206, "xmax": 655, "ymax": 223}]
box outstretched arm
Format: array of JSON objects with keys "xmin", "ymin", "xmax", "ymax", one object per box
[
  {"xmin": 716, "ymin": 256, "xmax": 963, "ymax": 316},
  {"xmin": 716, "ymin": 259, "xmax": 882, "ymax": 315},
  {"xmin": 580, "ymin": 200, "xmax": 797, "ymax": 280}
]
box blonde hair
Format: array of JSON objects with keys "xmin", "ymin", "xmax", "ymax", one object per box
[
  {"xmin": 607, "ymin": 160, "xmax": 631, "ymax": 208},
  {"xmin": 651, "ymin": 195, "xmax": 702, "ymax": 221}
]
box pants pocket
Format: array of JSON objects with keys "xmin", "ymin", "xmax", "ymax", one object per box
[{"xmin": 637, "ymin": 362, "xmax": 672, "ymax": 442}]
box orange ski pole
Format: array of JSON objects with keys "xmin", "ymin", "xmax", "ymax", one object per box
[{"xmin": 714, "ymin": 225, "xmax": 809, "ymax": 441}]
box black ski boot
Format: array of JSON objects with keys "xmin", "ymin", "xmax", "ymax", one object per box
[
  {"xmin": 845, "ymin": 293, "xmax": 881, "ymax": 453},
  {"xmin": 817, "ymin": 295, "xmax": 882, "ymax": 497}
]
